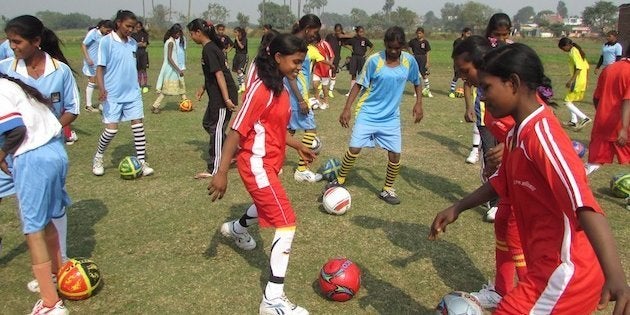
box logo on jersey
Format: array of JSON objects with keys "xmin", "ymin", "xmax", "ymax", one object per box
[
  {"xmin": 50, "ymin": 92, "xmax": 61, "ymax": 103},
  {"xmin": 133, "ymin": 51, "xmax": 136, "ymax": 58}
]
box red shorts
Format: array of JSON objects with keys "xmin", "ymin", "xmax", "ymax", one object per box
[
  {"xmin": 587, "ymin": 137, "xmax": 630, "ymax": 164},
  {"xmin": 239, "ymin": 168, "xmax": 296, "ymax": 228}
]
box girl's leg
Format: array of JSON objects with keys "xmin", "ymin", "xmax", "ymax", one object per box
[
  {"xmin": 85, "ymin": 77, "xmax": 97, "ymax": 110},
  {"xmin": 151, "ymin": 93, "xmax": 164, "ymax": 113},
  {"xmin": 337, "ymin": 147, "xmax": 361, "ymax": 185},
  {"xmin": 130, "ymin": 119, "xmax": 153, "ymax": 176},
  {"xmin": 379, "ymin": 151, "xmax": 402, "ymax": 205},
  {"xmin": 466, "ymin": 124, "xmax": 481, "ymax": 164},
  {"xmin": 93, "ymin": 123, "xmax": 119, "ymax": 176},
  {"xmin": 26, "ymin": 224, "xmax": 61, "ymax": 308}
]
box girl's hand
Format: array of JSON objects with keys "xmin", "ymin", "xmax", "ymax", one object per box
[
  {"xmin": 464, "ymin": 109, "xmax": 475, "ymax": 123},
  {"xmin": 565, "ymin": 80, "xmax": 574, "ymax": 89},
  {"xmin": 299, "ymin": 100, "xmax": 309, "ymax": 115},
  {"xmin": 99, "ymin": 90, "xmax": 108, "ymax": 102},
  {"xmin": 429, "ymin": 206, "xmax": 460, "ymax": 240},
  {"xmin": 339, "ymin": 108, "xmax": 351, "ymax": 128},
  {"xmin": 0, "ymin": 159, "xmax": 10, "ymax": 176},
  {"xmin": 196, "ymin": 87, "xmax": 204, "ymax": 101},
  {"xmin": 225, "ymin": 99, "xmax": 237, "ymax": 111},
  {"xmin": 208, "ymin": 172, "xmax": 228, "ymax": 201},
  {"xmin": 413, "ymin": 103, "xmax": 423, "ymax": 123},
  {"xmin": 296, "ymin": 144, "xmax": 316, "ymax": 166},
  {"xmin": 179, "ymin": 70, "xmax": 184, "ymax": 77},
  {"xmin": 617, "ymin": 129, "xmax": 628, "ymax": 147},
  {"xmin": 598, "ymin": 280, "xmax": 630, "ymax": 315},
  {"xmin": 87, "ymin": 58, "xmax": 94, "ymax": 66}
]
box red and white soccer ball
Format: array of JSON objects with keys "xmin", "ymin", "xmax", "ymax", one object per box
[
  {"xmin": 322, "ymin": 186, "xmax": 351, "ymax": 215},
  {"xmin": 435, "ymin": 291, "xmax": 483, "ymax": 315},
  {"xmin": 318, "ymin": 257, "xmax": 361, "ymax": 302}
]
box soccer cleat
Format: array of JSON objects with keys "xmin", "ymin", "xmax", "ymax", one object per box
[
  {"xmin": 65, "ymin": 131, "xmax": 78, "ymax": 146},
  {"xmin": 141, "ymin": 161, "xmax": 154, "ymax": 176},
  {"xmin": 585, "ymin": 163, "xmax": 600, "ymax": 175},
  {"xmin": 319, "ymin": 103, "xmax": 329, "ymax": 110},
  {"xmin": 259, "ymin": 294, "xmax": 309, "ymax": 315},
  {"xmin": 220, "ymin": 220, "xmax": 256, "ymax": 250},
  {"xmin": 27, "ymin": 274, "xmax": 57, "ymax": 293},
  {"xmin": 485, "ymin": 206, "xmax": 498, "ymax": 222},
  {"xmin": 142, "ymin": 86, "xmax": 150, "ymax": 94},
  {"xmin": 470, "ymin": 283, "xmax": 502, "ymax": 309},
  {"xmin": 92, "ymin": 156, "xmax": 104, "ymax": 176},
  {"xmin": 574, "ymin": 117, "xmax": 592, "ymax": 131},
  {"xmin": 448, "ymin": 92, "xmax": 456, "ymax": 98},
  {"xmin": 29, "ymin": 299, "xmax": 69, "ymax": 315},
  {"xmin": 238, "ymin": 84, "xmax": 246, "ymax": 93},
  {"xmin": 328, "ymin": 90, "xmax": 334, "ymax": 98},
  {"xmin": 294, "ymin": 169, "xmax": 323, "ymax": 182},
  {"xmin": 151, "ymin": 106, "xmax": 161, "ymax": 114},
  {"xmin": 465, "ymin": 149, "xmax": 479, "ymax": 164},
  {"xmin": 379, "ymin": 189, "xmax": 401, "ymax": 205},
  {"xmin": 562, "ymin": 121, "xmax": 577, "ymax": 128},
  {"xmin": 84, "ymin": 106, "xmax": 96, "ymax": 113},
  {"xmin": 98, "ymin": 104, "xmax": 104, "ymax": 112}
]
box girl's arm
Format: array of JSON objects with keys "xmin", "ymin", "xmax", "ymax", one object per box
[
  {"xmin": 167, "ymin": 42, "xmax": 182, "ymax": 76},
  {"xmin": 412, "ymin": 84, "xmax": 423, "ymax": 123},
  {"xmin": 617, "ymin": 99, "xmax": 630, "ymax": 147},
  {"xmin": 578, "ymin": 210, "xmax": 630, "ymax": 313},
  {"xmin": 214, "ymin": 70, "xmax": 237, "ymax": 111},
  {"xmin": 235, "ymin": 37, "xmax": 245, "ymax": 49},
  {"xmin": 96, "ymin": 66, "xmax": 107, "ymax": 101},
  {"xmin": 426, "ymin": 51, "xmax": 431, "ymax": 68},
  {"xmin": 81, "ymin": 43, "xmax": 92, "ymax": 65},
  {"xmin": 286, "ymin": 132, "xmax": 316, "ymax": 165},
  {"xmin": 59, "ymin": 112, "xmax": 77, "ymax": 128},
  {"xmin": 208, "ymin": 130, "xmax": 240, "ymax": 201},
  {"xmin": 0, "ymin": 126, "xmax": 26, "ymax": 175},
  {"xmin": 463, "ymin": 82, "xmax": 475, "ymax": 123},
  {"xmin": 567, "ymin": 68, "xmax": 579, "ymax": 89},
  {"xmin": 287, "ymin": 77, "xmax": 308, "ymax": 114},
  {"xmin": 339, "ymin": 83, "xmax": 362, "ymax": 128}
]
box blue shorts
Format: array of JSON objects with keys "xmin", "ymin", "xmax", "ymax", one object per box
[
  {"xmin": 82, "ymin": 63, "xmax": 96, "ymax": 77},
  {"xmin": 288, "ymin": 96, "xmax": 316, "ymax": 131},
  {"xmin": 102, "ymin": 98, "xmax": 144, "ymax": 124},
  {"xmin": 349, "ymin": 123, "xmax": 402, "ymax": 153},
  {"xmin": 13, "ymin": 138, "xmax": 71, "ymax": 234},
  {"xmin": 0, "ymin": 155, "xmax": 15, "ymax": 198}
]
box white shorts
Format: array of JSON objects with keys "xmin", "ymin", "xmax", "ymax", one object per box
[{"xmin": 312, "ymin": 75, "xmax": 330, "ymax": 86}]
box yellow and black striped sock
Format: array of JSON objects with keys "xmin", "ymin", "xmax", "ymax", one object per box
[
  {"xmin": 297, "ymin": 132, "xmax": 317, "ymax": 171},
  {"xmin": 383, "ymin": 161, "xmax": 401, "ymax": 191},
  {"xmin": 337, "ymin": 149, "xmax": 359, "ymax": 184}
]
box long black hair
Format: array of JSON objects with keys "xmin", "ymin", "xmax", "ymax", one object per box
[
  {"xmin": 0, "ymin": 73, "xmax": 49, "ymax": 105},
  {"xmin": 558, "ymin": 37, "xmax": 586, "ymax": 59},
  {"xmin": 292, "ymin": 14, "xmax": 321, "ymax": 35},
  {"xmin": 452, "ymin": 35, "xmax": 492, "ymax": 68},
  {"xmin": 187, "ymin": 18, "xmax": 223, "ymax": 49},
  {"xmin": 485, "ymin": 13, "xmax": 512, "ymax": 38},
  {"xmin": 5, "ymin": 15, "xmax": 71, "ymax": 67},
  {"xmin": 255, "ymin": 33, "xmax": 307, "ymax": 94},
  {"xmin": 163, "ymin": 23, "xmax": 183, "ymax": 43}
]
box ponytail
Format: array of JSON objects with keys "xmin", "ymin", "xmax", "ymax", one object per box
[
  {"xmin": 187, "ymin": 19, "xmax": 223, "ymax": 49},
  {"xmin": 558, "ymin": 37, "xmax": 586, "ymax": 59},
  {"xmin": 292, "ymin": 14, "xmax": 321, "ymax": 35},
  {"xmin": 0, "ymin": 73, "xmax": 50, "ymax": 105},
  {"xmin": 255, "ymin": 33, "xmax": 307, "ymax": 94}
]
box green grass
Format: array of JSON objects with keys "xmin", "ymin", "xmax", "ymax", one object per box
[{"xmin": 0, "ymin": 34, "xmax": 627, "ymax": 314}]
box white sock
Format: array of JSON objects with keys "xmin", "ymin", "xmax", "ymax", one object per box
[
  {"xmin": 86, "ymin": 82, "xmax": 96, "ymax": 108},
  {"xmin": 235, "ymin": 204, "xmax": 258, "ymax": 232},
  {"xmin": 472, "ymin": 124, "xmax": 481, "ymax": 146},
  {"xmin": 52, "ymin": 212, "xmax": 68, "ymax": 262},
  {"xmin": 329, "ymin": 78, "xmax": 336, "ymax": 91},
  {"xmin": 264, "ymin": 227, "xmax": 295, "ymax": 300},
  {"xmin": 565, "ymin": 102, "xmax": 587, "ymax": 121}
]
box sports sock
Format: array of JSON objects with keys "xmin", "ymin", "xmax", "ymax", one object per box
[
  {"xmin": 237, "ymin": 204, "xmax": 258, "ymax": 229},
  {"xmin": 423, "ymin": 78, "xmax": 431, "ymax": 90},
  {"xmin": 472, "ymin": 124, "xmax": 481, "ymax": 147},
  {"xmin": 86, "ymin": 82, "xmax": 96, "ymax": 108},
  {"xmin": 449, "ymin": 79, "xmax": 457, "ymax": 93},
  {"xmin": 131, "ymin": 123, "xmax": 147, "ymax": 162},
  {"xmin": 32, "ymin": 261, "xmax": 60, "ymax": 307},
  {"xmin": 383, "ymin": 160, "xmax": 401, "ymax": 191},
  {"xmin": 329, "ymin": 78, "xmax": 336, "ymax": 91},
  {"xmin": 565, "ymin": 102, "xmax": 587, "ymax": 121},
  {"xmin": 96, "ymin": 128, "xmax": 118, "ymax": 156},
  {"xmin": 338, "ymin": 149, "xmax": 359, "ymax": 185},
  {"xmin": 297, "ymin": 132, "xmax": 316, "ymax": 172},
  {"xmin": 51, "ymin": 213, "xmax": 68, "ymax": 262},
  {"xmin": 264, "ymin": 227, "xmax": 295, "ymax": 300}
]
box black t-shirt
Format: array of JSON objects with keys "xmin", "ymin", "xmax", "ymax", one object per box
[
  {"xmin": 408, "ymin": 38, "xmax": 431, "ymax": 56},
  {"xmin": 131, "ymin": 30, "xmax": 149, "ymax": 51},
  {"xmin": 218, "ymin": 35, "xmax": 233, "ymax": 50},
  {"xmin": 453, "ymin": 37, "xmax": 463, "ymax": 50},
  {"xmin": 348, "ymin": 36, "xmax": 373, "ymax": 56},
  {"xmin": 325, "ymin": 33, "xmax": 346, "ymax": 56},
  {"xmin": 234, "ymin": 36, "xmax": 248, "ymax": 55},
  {"xmin": 202, "ymin": 41, "xmax": 238, "ymax": 106}
]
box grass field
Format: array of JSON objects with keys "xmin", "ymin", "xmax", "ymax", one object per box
[{"xmin": 0, "ymin": 32, "xmax": 628, "ymax": 314}]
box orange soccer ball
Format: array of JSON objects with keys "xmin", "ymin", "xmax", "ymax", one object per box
[
  {"xmin": 57, "ymin": 258, "xmax": 102, "ymax": 300},
  {"xmin": 179, "ymin": 99, "xmax": 193, "ymax": 112}
]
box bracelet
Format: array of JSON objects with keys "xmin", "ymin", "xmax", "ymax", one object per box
[{"xmin": 224, "ymin": 99, "xmax": 232, "ymax": 103}]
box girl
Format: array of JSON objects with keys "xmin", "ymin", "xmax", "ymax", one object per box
[
  {"xmin": 131, "ymin": 21, "xmax": 150, "ymax": 93},
  {"xmin": 332, "ymin": 26, "xmax": 423, "ymax": 205},
  {"xmin": 208, "ymin": 33, "xmax": 313, "ymax": 315},
  {"xmin": 324, "ymin": 24, "xmax": 352, "ymax": 97},
  {"xmin": 312, "ymin": 32, "xmax": 334, "ymax": 109},
  {"xmin": 408, "ymin": 27, "xmax": 432, "ymax": 98},
  {"xmin": 186, "ymin": 19, "xmax": 238, "ymax": 179},
  {"xmin": 92, "ymin": 10, "xmax": 154, "ymax": 177},
  {"xmin": 175, "ymin": 25, "xmax": 187, "ymax": 80},
  {"xmin": 1, "ymin": 15, "xmax": 77, "ymax": 279},
  {"xmin": 430, "ymin": 43, "xmax": 630, "ymax": 314},
  {"xmin": 0, "ymin": 73, "xmax": 71, "ymax": 315},
  {"xmin": 448, "ymin": 27, "xmax": 472, "ymax": 98},
  {"xmin": 232, "ymin": 26, "xmax": 248, "ymax": 93},
  {"xmin": 594, "ymin": 30, "xmax": 623, "ymax": 75},
  {"xmin": 558, "ymin": 37, "xmax": 591, "ymax": 130},
  {"xmin": 81, "ymin": 19, "xmax": 113, "ymax": 112},
  {"xmin": 344, "ymin": 25, "xmax": 373, "ymax": 96},
  {"xmin": 151, "ymin": 24, "xmax": 188, "ymax": 114}
]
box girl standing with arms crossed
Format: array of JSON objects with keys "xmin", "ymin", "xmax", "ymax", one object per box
[
  {"xmin": 558, "ymin": 37, "xmax": 592, "ymax": 131},
  {"xmin": 131, "ymin": 21, "xmax": 150, "ymax": 93},
  {"xmin": 150, "ymin": 24, "xmax": 188, "ymax": 114},
  {"xmin": 344, "ymin": 26, "xmax": 373, "ymax": 96},
  {"xmin": 232, "ymin": 26, "xmax": 248, "ymax": 93},
  {"xmin": 430, "ymin": 43, "xmax": 630, "ymax": 314},
  {"xmin": 187, "ymin": 19, "xmax": 238, "ymax": 180},
  {"xmin": 92, "ymin": 10, "xmax": 154, "ymax": 177},
  {"xmin": 209, "ymin": 33, "xmax": 313, "ymax": 315},
  {"xmin": 81, "ymin": 20, "xmax": 113, "ymax": 112}
]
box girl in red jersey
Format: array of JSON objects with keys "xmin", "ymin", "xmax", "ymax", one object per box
[
  {"xmin": 208, "ymin": 34, "xmax": 314, "ymax": 315},
  {"xmin": 431, "ymin": 43, "xmax": 630, "ymax": 314}
]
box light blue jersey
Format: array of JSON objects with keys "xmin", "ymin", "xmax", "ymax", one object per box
[
  {"xmin": 0, "ymin": 40, "xmax": 14, "ymax": 60},
  {"xmin": 0, "ymin": 54, "xmax": 80, "ymax": 119},
  {"xmin": 97, "ymin": 31, "xmax": 141, "ymax": 103},
  {"xmin": 601, "ymin": 42, "xmax": 623, "ymax": 67},
  {"xmin": 354, "ymin": 51, "xmax": 420, "ymax": 126},
  {"xmin": 176, "ymin": 37, "xmax": 187, "ymax": 70},
  {"xmin": 82, "ymin": 28, "xmax": 105, "ymax": 76}
]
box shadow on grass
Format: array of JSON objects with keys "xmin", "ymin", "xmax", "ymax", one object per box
[
  {"xmin": 399, "ymin": 165, "xmax": 469, "ymax": 203},
  {"xmin": 418, "ymin": 130, "xmax": 469, "ymax": 158},
  {"xmin": 203, "ymin": 203, "xmax": 269, "ymax": 292},
  {"xmin": 185, "ymin": 140, "xmax": 210, "ymax": 169},
  {"xmin": 352, "ymin": 215, "xmax": 486, "ymax": 292},
  {"xmin": 0, "ymin": 240, "xmax": 27, "ymax": 266},
  {"xmin": 67, "ymin": 199, "xmax": 108, "ymax": 258},
  {"xmin": 110, "ymin": 143, "xmax": 136, "ymax": 167}
]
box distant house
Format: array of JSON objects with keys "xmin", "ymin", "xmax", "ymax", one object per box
[
  {"xmin": 568, "ymin": 26, "xmax": 592, "ymax": 37},
  {"xmin": 564, "ymin": 16, "xmax": 583, "ymax": 26},
  {"xmin": 619, "ymin": 4, "xmax": 630, "ymax": 55}
]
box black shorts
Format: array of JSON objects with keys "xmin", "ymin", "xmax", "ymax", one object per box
[
  {"xmin": 414, "ymin": 55, "xmax": 428, "ymax": 76},
  {"xmin": 348, "ymin": 55, "xmax": 366, "ymax": 77},
  {"xmin": 136, "ymin": 49, "xmax": 149, "ymax": 71},
  {"xmin": 232, "ymin": 53, "xmax": 248, "ymax": 72}
]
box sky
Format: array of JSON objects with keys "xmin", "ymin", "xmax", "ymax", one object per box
[{"xmin": 3, "ymin": 0, "xmax": 626, "ymax": 22}]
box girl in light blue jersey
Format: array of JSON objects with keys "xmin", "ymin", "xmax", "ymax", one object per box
[{"xmin": 81, "ymin": 20, "xmax": 113, "ymax": 112}]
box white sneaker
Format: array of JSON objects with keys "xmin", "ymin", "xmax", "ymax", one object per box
[
  {"xmin": 585, "ymin": 163, "xmax": 600, "ymax": 175},
  {"xmin": 29, "ymin": 299, "xmax": 69, "ymax": 315},
  {"xmin": 319, "ymin": 102, "xmax": 329, "ymax": 110},
  {"xmin": 27, "ymin": 274, "xmax": 57, "ymax": 293},
  {"xmin": 98, "ymin": 104, "xmax": 104, "ymax": 112},
  {"xmin": 259, "ymin": 294, "xmax": 309, "ymax": 315},
  {"xmin": 141, "ymin": 161, "xmax": 154, "ymax": 176},
  {"xmin": 485, "ymin": 206, "xmax": 498, "ymax": 222},
  {"xmin": 470, "ymin": 282, "xmax": 502, "ymax": 309},
  {"xmin": 65, "ymin": 131, "xmax": 78, "ymax": 145},
  {"xmin": 466, "ymin": 149, "xmax": 479, "ymax": 164},
  {"xmin": 293, "ymin": 169, "xmax": 323, "ymax": 182},
  {"xmin": 344, "ymin": 92, "xmax": 350, "ymax": 97},
  {"xmin": 92, "ymin": 156, "xmax": 104, "ymax": 176},
  {"xmin": 220, "ymin": 220, "xmax": 256, "ymax": 250}
]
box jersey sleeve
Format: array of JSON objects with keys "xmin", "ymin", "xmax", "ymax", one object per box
[
  {"xmin": 425, "ymin": 40, "xmax": 432, "ymax": 52},
  {"xmin": 366, "ymin": 39, "xmax": 373, "ymax": 48},
  {"xmin": 406, "ymin": 54, "xmax": 420, "ymax": 85},
  {"xmin": 97, "ymin": 36, "xmax": 110, "ymax": 67},
  {"xmin": 61, "ymin": 65, "xmax": 81, "ymax": 114},
  {"xmin": 0, "ymin": 92, "xmax": 24, "ymax": 135},
  {"xmin": 615, "ymin": 43, "xmax": 623, "ymax": 57},
  {"xmin": 82, "ymin": 30, "xmax": 95, "ymax": 46},
  {"xmin": 308, "ymin": 46, "xmax": 325, "ymax": 63},
  {"xmin": 356, "ymin": 55, "xmax": 377, "ymax": 88},
  {"xmin": 231, "ymin": 83, "xmax": 271, "ymax": 136}
]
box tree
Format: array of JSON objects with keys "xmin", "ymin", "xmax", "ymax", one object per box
[
  {"xmin": 582, "ymin": 1, "xmax": 618, "ymax": 32},
  {"xmin": 320, "ymin": 12, "xmax": 353, "ymax": 29},
  {"xmin": 367, "ymin": 12, "xmax": 387, "ymax": 32},
  {"xmin": 147, "ymin": 4, "xmax": 171, "ymax": 29},
  {"xmin": 549, "ymin": 22, "xmax": 567, "ymax": 37},
  {"xmin": 557, "ymin": 1, "xmax": 568, "ymax": 19},
  {"xmin": 382, "ymin": 0, "xmax": 395, "ymax": 23},
  {"xmin": 534, "ymin": 9, "xmax": 556, "ymax": 26},
  {"xmin": 513, "ymin": 6, "xmax": 535, "ymax": 24},
  {"xmin": 459, "ymin": 1, "xmax": 496, "ymax": 33},
  {"xmin": 350, "ymin": 8, "xmax": 369, "ymax": 27},
  {"xmin": 202, "ymin": 3, "xmax": 229, "ymax": 24},
  {"xmin": 236, "ymin": 12, "xmax": 250, "ymax": 28},
  {"xmin": 36, "ymin": 11, "xmax": 96, "ymax": 30},
  {"xmin": 390, "ymin": 7, "xmax": 418, "ymax": 32},
  {"xmin": 423, "ymin": 11, "xmax": 442, "ymax": 30},
  {"xmin": 303, "ymin": 0, "xmax": 328, "ymax": 15},
  {"xmin": 440, "ymin": 2, "xmax": 462, "ymax": 32},
  {"xmin": 258, "ymin": 2, "xmax": 295, "ymax": 29}
]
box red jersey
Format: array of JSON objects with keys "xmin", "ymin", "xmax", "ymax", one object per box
[
  {"xmin": 490, "ymin": 106, "xmax": 604, "ymax": 314},
  {"xmin": 232, "ymin": 79, "xmax": 291, "ymax": 190},
  {"xmin": 483, "ymin": 94, "xmax": 547, "ymax": 142},
  {"xmin": 592, "ymin": 58, "xmax": 630, "ymax": 141},
  {"xmin": 313, "ymin": 40, "xmax": 334, "ymax": 78}
]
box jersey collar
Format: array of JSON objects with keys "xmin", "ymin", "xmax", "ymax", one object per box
[{"xmin": 13, "ymin": 53, "xmax": 59, "ymax": 78}]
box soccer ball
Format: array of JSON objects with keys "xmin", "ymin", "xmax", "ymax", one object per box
[
  {"xmin": 454, "ymin": 87, "xmax": 465, "ymax": 98},
  {"xmin": 179, "ymin": 99, "xmax": 193, "ymax": 112},
  {"xmin": 572, "ymin": 140, "xmax": 586, "ymax": 158},
  {"xmin": 320, "ymin": 158, "xmax": 342, "ymax": 182},
  {"xmin": 318, "ymin": 258, "xmax": 361, "ymax": 302},
  {"xmin": 322, "ymin": 186, "xmax": 351, "ymax": 215},
  {"xmin": 311, "ymin": 136, "xmax": 322, "ymax": 154},
  {"xmin": 610, "ymin": 173, "xmax": 630, "ymax": 198},
  {"xmin": 435, "ymin": 291, "xmax": 483, "ymax": 315},
  {"xmin": 57, "ymin": 258, "xmax": 102, "ymax": 300},
  {"xmin": 118, "ymin": 156, "xmax": 143, "ymax": 180}
]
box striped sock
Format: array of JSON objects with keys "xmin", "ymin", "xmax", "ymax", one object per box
[
  {"xmin": 297, "ymin": 132, "xmax": 316, "ymax": 172},
  {"xmin": 337, "ymin": 149, "xmax": 359, "ymax": 185},
  {"xmin": 96, "ymin": 128, "xmax": 118, "ymax": 156},
  {"xmin": 131, "ymin": 123, "xmax": 147, "ymax": 162},
  {"xmin": 383, "ymin": 160, "xmax": 401, "ymax": 191},
  {"xmin": 423, "ymin": 78, "xmax": 430, "ymax": 90},
  {"xmin": 449, "ymin": 80, "xmax": 457, "ymax": 92},
  {"xmin": 238, "ymin": 72, "xmax": 244, "ymax": 86}
]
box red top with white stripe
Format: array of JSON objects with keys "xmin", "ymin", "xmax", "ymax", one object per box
[
  {"xmin": 313, "ymin": 40, "xmax": 334, "ymax": 78},
  {"xmin": 592, "ymin": 58, "xmax": 630, "ymax": 141},
  {"xmin": 232, "ymin": 78, "xmax": 291, "ymax": 190},
  {"xmin": 483, "ymin": 94, "xmax": 547, "ymax": 142},
  {"xmin": 490, "ymin": 105, "xmax": 604, "ymax": 313}
]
